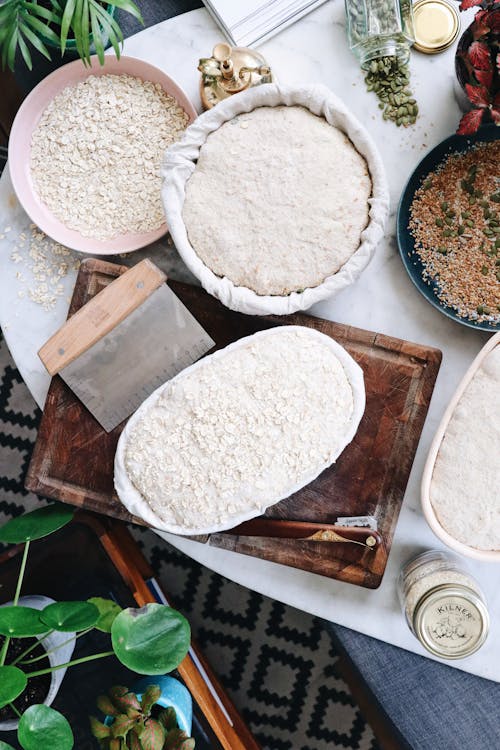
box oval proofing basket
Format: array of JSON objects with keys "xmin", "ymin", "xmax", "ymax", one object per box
[{"xmin": 421, "ymin": 331, "xmax": 500, "ymax": 562}]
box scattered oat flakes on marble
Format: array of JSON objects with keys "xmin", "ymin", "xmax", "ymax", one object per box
[
  {"xmin": 10, "ymin": 224, "xmax": 80, "ymax": 311},
  {"xmin": 30, "ymin": 74, "xmax": 189, "ymax": 240}
]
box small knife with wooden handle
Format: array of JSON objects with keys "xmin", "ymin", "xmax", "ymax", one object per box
[{"xmin": 226, "ymin": 519, "xmax": 382, "ymax": 549}]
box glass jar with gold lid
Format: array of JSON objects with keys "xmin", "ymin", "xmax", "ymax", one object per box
[{"xmin": 398, "ymin": 550, "xmax": 489, "ymax": 659}]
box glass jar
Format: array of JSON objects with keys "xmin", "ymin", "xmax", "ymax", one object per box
[
  {"xmin": 344, "ymin": 0, "xmax": 415, "ymax": 68},
  {"xmin": 398, "ymin": 550, "xmax": 489, "ymax": 659}
]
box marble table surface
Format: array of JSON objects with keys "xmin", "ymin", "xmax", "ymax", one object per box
[{"xmin": 1, "ymin": 3, "xmax": 498, "ymax": 682}]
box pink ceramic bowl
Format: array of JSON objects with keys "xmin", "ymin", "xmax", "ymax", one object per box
[
  {"xmin": 8, "ymin": 55, "xmax": 197, "ymax": 254},
  {"xmin": 421, "ymin": 331, "xmax": 500, "ymax": 562}
]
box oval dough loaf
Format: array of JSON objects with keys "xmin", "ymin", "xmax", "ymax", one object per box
[{"xmin": 114, "ymin": 326, "xmax": 365, "ymax": 534}]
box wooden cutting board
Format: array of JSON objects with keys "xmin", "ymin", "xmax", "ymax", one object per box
[{"xmin": 26, "ymin": 258, "xmax": 442, "ymax": 588}]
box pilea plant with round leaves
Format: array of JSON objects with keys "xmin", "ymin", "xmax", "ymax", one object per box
[
  {"xmin": 0, "ymin": 505, "xmax": 191, "ymax": 750},
  {"xmin": 456, "ymin": 0, "xmax": 500, "ymax": 134},
  {"xmin": 91, "ymin": 684, "xmax": 195, "ymax": 750}
]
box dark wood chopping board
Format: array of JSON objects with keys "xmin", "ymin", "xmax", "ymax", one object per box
[{"xmin": 26, "ymin": 258, "xmax": 442, "ymax": 588}]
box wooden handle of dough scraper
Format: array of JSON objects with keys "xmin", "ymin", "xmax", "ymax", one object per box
[{"xmin": 38, "ymin": 259, "xmax": 166, "ymax": 376}]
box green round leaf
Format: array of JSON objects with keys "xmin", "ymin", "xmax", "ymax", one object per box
[
  {"xmin": 87, "ymin": 597, "xmax": 122, "ymax": 633},
  {"xmin": 0, "ymin": 665, "xmax": 27, "ymax": 709},
  {"xmin": 41, "ymin": 601, "xmax": 99, "ymax": 632},
  {"xmin": 111, "ymin": 604, "xmax": 190, "ymax": 675},
  {"xmin": 18, "ymin": 705, "xmax": 74, "ymax": 750},
  {"xmin": 0, "ymin": 741, "xmax": 17, "ymax": 750},
  {"xmin": 0, "ymin": 505, "xmax": 74, "ymax": 544},
  {"xmin": 0, "ymin": 606, "xmax": 48, "ymax": 637}
]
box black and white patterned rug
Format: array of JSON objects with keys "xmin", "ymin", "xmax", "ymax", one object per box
[{"xmin": 0, "ymin": 331, "xmax": 379, "ymax": 750}]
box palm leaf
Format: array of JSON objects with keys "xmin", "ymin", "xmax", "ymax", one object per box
[
  {"xmin": 0, "ymin": 22, "xmax": 12, "ymax": 46},
  {"xmin": 71, "ymin": 0, "xmax": 85, "ymax": 63},
  {"xmin": 105, "ymin": 0, "xmax": 143, "ymax": 24},
  {"xmin": 89, "ymin": 5, "xmax": 105, "ymax": 64},
  {"xmin": 60, "ymin": 0, "xmax": 77, "ymax": 54},
  {"xmin": 19, "ymin": 21, "xmax": 52, "ymax": 61},
  {"xmin": 93, "ymin": 3, "xmax": 121, "ymax": 58},
  {"xmin": 94, "ymin": 1, "xmax": 124, "ymax": 42},
  {"xmin": 21, "ymin": 11, "xmax": 60, "ymax": 44},
  {"xmin": 0, "ymin": 4, "xmax": 15, "ymax": 27},
  {"xmin": 80, "ymin": 0, "xmax": 91, "ymax": 65},
  {"xmin": 6, "ymin": 27, "xmax": 18, "ymax": 71},
  {"xmin": 24, "ymin": 1, "xmax": 62, "ymax": 24}
]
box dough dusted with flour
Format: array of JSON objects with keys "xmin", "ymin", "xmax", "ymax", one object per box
[
  {"xmin": 430, "ymin": 346, "xmax": 500, "ymax": 550},
  {"xmin": 119, "ymin": 327, "xmax": 364, "ymax": 530},
  {"xmin": 182, "ymin": 106, "xmax": 372, "ymax": 296}
]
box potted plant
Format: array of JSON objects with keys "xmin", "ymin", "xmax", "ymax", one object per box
[
  {"xmin": 0, "ymin": 505, "xmax": 191, "ymax": 750},
  {"xmin": 0, "ymin": 593, "xmax": 76, "ymax": 733},
  {"xmin": 0, "ymin": 0, "xmax": 143, "ymax": 71},
  {"xmin": 91, "ymin": 678, "xmax": 195, "ymax": 749},
  {"xmin": 455, "ymin": 0, "xmax": 500, "ymax": 134}
]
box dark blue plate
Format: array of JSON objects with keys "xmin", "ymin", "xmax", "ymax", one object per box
[{"xmin": 397, "ymin": 124, "xmax": 500, "ymax": 333}]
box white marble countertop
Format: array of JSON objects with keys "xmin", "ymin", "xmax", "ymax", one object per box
[{"xmin": 1, "ymin": 3, "xmax": 499, "ymax": 682}]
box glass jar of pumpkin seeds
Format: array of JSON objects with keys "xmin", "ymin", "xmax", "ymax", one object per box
[
  {"xmin": 345, "ymin": 0, "xmax": 415, "ymax": 68},
  {"xmin": 398, "ymin": 550, "xmax": 489, "ymax": 659}
]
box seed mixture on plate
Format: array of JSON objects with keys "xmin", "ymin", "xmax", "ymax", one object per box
[
  {"xmin": 409, "ymin": 141, "xmax": 500, "ymax": 324},
  {"xmin": 30, "ymin": 74, "xmax": 189, "ymax": 240}
]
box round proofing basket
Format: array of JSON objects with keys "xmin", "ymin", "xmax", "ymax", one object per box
[
  {"xmin": 421, "ymin": 331, "xmax": 500, "ymax": 561},
  {"xmin": 161, "ymin": 83, "xmax": 389, "ymax": 316}
]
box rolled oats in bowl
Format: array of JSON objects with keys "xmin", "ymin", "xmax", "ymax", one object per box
[{"xmin": 30, "ymin": 73, "xmax": 190, "ymax": 241}]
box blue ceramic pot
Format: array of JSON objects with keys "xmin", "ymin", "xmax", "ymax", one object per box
[{"xmin": 105, "ymin": 675, "xmax": 192, "ymax": 736}]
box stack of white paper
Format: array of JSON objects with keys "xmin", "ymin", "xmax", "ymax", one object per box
[{"xmin": 203, "ymin": 0, "xmax": 327, "ymax": 48}]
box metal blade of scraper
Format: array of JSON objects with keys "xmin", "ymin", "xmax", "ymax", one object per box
[
  {"xmin": 57, "ymin": 284, "xmax": 215, "ymax": 432},
  {"xmin": 39, "ymin": 260, "xmax": 215, "ymax": 433}
]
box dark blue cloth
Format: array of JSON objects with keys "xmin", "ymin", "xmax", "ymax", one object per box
[{"xmin": 329, "ymin": 623, "xmax": 500, "ymax": 749}]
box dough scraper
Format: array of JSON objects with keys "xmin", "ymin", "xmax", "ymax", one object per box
[{"xmin": 38, "ymin": 259, "xmax": 215, "ymax": 432}]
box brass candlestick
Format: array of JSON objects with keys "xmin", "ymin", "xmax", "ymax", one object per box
[{"xmin": 199, "ymin": 42, "xmax": 273, "ymax": 110}]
